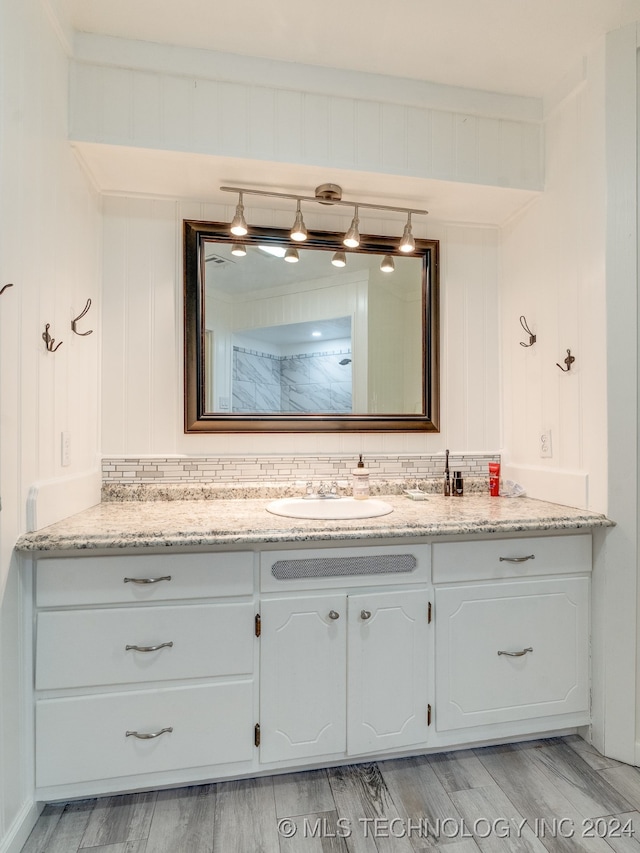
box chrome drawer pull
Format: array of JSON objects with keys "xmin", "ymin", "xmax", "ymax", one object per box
[
  {"xmin": 498, "ymin": 647, "xmax": 533, "ymax": 657},
  {"xmin": 360, "ymin": 610, "xmax": 372, "ymax": 620},
  {"xmin": 328, "ymin": 610, "xmax": 340, "ymax": 620},
  {"xmin": 125, "ymin": 642, "xmax": 174, "ymax": 653},
  {"xmin": 123, "ymin": 576, "xmax": 172, "ymax": 584},
  {"xmin": 126, "ymin": 727, "xmax": 173, "ymax": 739},
  {"xmin": 498, "ymin": 555, "xmax": 535, "ymax": 563}
]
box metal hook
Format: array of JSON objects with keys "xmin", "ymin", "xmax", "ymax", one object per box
[
  {"xmin": 519, "ymin": 315, "xmax": 536, "ymax": 347},
  {"xmin": 42, "ymin": 324, "xmax": 63, "ymax": 353},
  {"xmin": 71, "ymin": 298, "xmax": 93, "ymax": 336},
  {"xmin": 556, "ymin": 349, "xmax": 575, "ymax": 372},
  {"xmin": 0, "ymin": 283, "xmax": 14, "ymax": 296}
]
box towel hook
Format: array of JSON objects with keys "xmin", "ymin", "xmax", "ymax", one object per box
[
  {"xmin": 42, "ymin": 323, "xmax": 63, "ymax": 353},
  {"xmin": 519, "ymin": 315, "xmax": 536, "ymax": 347},
  {"xmin": 0, "ymin": 283, "xmax": 14, "ymax": 296},
  {"xmin": 71, "ymin": 298, "xmax": 93, "ymax": 336},
  {"xmin": 556, "ymin": 349, "xmax": 575, "ymax": 372}
]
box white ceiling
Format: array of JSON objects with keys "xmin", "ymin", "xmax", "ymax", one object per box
[
  {"xmin": 75, "ymin": 144, "xmax": 539, "ymax": 226},
  {"xmin": 63, "ymin": 0, "xmax": 640, "ymax": 98}
]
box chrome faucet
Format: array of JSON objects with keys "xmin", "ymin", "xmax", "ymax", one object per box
[{"xmin": 304, "ymin": 480, "xmax": 340, "ymax": 499}]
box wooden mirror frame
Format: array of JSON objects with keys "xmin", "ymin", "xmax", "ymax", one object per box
[{"xmin": 184, "ymin": 219, "xmax": 439, "ymax": 433}]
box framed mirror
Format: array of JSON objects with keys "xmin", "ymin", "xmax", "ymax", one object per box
[{"xmin": 184, "ymin": 220, "xmax": 439, "ymax": 433}]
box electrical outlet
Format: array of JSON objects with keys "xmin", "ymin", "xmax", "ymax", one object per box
[
  {"xmin": 540, "ymin": 428, "xmax": 552, "ymax": 458},
  {"xmin": 61, "ymin": 431, "xmax": 71, "ymax": 467}
]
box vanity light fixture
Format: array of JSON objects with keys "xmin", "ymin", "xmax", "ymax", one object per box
[
  {"xmin": 399, "ymin": 213, "xmax": 416, "ymax": 253},
  {"xmin": 380, "ymin": 255, "xmax": 395, "ymax": 272},
  {"xmin": 220, "ymin": 184, "xmax": 428, "ymax": 254},
  {"xmin": 283, "ymin": 246, "xmax": 299, "ymax": 263},
  {"xmin": 343, "ymin": 206, "xmax": 360, "ymax": 249},
  {"xmin": 230, "ymin": 192, "xmax": 248, "ymax": 236},
  {"xmin": 290, "ymin": 201, "xmax": 308, "ymax": 242},
  {"xmin": 331, "ymin": 251, "xmax": 347, "ymax": 267},
  {"xmin": 231, "ymin": 243, "xmax": 247, "ymax": 257}
]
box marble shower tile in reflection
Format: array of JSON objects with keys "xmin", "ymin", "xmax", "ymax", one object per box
[
  {"xmin": 232, "ymin": 380, "xmax": 256, "ymax": 412},
  {"xmin": 330, "ymin": 382, "xmax": 353, "ymax": 412},
  {"xmin": 254, "ymin": 383, "xmax": 282, "ymax": 412},
  {"xmin": 234, "ymin": 350, "xmax": 278, "ymax": 386},
  {"xmin": 310, "ymin": 354, "xmax": 351, "ymax": 384},
  {"xmin": 281, "ymin": 357, "xmax": 310, "ymax": 385},
  {"xmin": 288, "ymin": 383, "xmax": 332, "ymax": 412}
]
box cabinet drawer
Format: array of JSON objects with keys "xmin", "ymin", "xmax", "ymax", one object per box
[
  {"xmin": 432, "ymin": 534, "xmax": 591, "ymax": 583},
  {"xmin": 36, "ymin": 552, "xmax": 254, "ymax": 607},
  {"xmin": 36, "ymin": 680, "xmax": 254, "ymax": 787},
  {"xmin": 36, "ymin": 603, "xmax": 254, "ymax": 689},
  {"xmin": 435, "ymin": 577, "xmax": 589, "ymax": 730}
]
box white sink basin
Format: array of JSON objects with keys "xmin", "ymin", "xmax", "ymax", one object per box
[{"xmin": 266, "ymin": 497, "xmax": 394, "ymax": 520}]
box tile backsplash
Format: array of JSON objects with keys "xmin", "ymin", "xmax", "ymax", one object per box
[{"xmin": 102, "ymin": 453, "xmax": 499, "ymax": 485}]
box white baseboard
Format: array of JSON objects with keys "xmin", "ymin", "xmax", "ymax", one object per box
[
  {"xmin": 501, "ymin": 464, "xmax": 588, "ymax": 509},
  {"xmin": 0, "ymin": 800, "xmax": 42, "ymax": 853},
  {"xmin": 26, "ymin": 469, "xmax": 101, "ymax": 532}
]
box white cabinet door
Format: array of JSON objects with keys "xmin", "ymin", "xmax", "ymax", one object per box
[
  {"xmin": 260, "ymin": 594, "xmax": 347, "ymax": 763},
  {"xmin": 347, "ymin": 590, "xmax": 430, "ymax": 755},
  {"xmin": 435, "ymin": 577, "xmax": 589, "ymax": 731}
]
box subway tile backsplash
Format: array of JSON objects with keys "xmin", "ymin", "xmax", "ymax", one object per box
[{"xmin": 102, "ymin": 454, "xmax": 500, "ymax": 486}]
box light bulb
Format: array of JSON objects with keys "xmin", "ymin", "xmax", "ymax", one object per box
[
  {"xmin": 290, "ymin": 201, "xmax": 308, "ymax": 242},
  {"xmin": 343, "ymin": 207, "xmax": 360, "ymax": 248},
  {"xmin": 399, "ymin": 213, "xmax": 415, "ymax": 253},
  {"xmin": 331, "ymin": 251, "xmax": 347, "ymax": 267},
  {"xmin": 231, "ymin": 243, "xmax": 247, "ymax": 257},
  {"xmin": 230, "ymin": 193, "xmax": 248, "ymax": 237},
  {"xmin": 380, "ymin": 255, "xmax": 395, "ymax": 272},
  {"xmin": 284, "ymin": 247, "xmax": 299, "ymax": 263}
]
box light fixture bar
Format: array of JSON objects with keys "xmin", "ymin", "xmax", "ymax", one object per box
[{"xmin": 220, "ymin": 186, "xmax": 428, "ymax": 217}]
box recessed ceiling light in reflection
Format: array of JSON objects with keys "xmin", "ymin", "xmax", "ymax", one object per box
[
  {"xmin": 312, "ymin": 331, "xmax": 322, "ymax": 337},
  {"xmin": 258, "ymin": 245, "xmax": 287, "ymax": 258}
]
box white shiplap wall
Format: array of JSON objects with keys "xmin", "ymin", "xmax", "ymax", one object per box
[
  {"xmin": 78, "ymin": 31, "xmax": 510, "ymax": 458},
  {"xmin": 69, "ymin": 39, "xmax": 543, "ymax": 192},
  {"xmin": 101, "ymin": 196, "xmax": 501, "ymax": 458},
  {"xmin": 501, "ymin": 42, "xmax": 607, "ymax": 513},
  {"xmin": 0, "ymin": 1, "xmax": 102, "ymax": 850}
]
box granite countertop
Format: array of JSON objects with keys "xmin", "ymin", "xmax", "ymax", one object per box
[{"xmin": 15, "ymin": 492, "xmax": 613, "ymax": 552}]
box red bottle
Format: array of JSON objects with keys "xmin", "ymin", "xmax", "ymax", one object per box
[{"xmin": 489, "ymin": 462, "xmax": 500, "ymax": 497}]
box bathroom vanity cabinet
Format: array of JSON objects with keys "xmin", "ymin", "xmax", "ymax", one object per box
[
  {"xmin": 25, "ymin": 526, "xmax": 595, "ymax": 800},
  {"xmin": 432, "ymin": 536, "xmax": 591, "ymax": 735},
  {"xmin": 33, "ymin": 552, "xmax": 256, "ymax": 790},
  {"xmin": 259, "ymin": 545, "xmax": 431, "ymax": 763}
]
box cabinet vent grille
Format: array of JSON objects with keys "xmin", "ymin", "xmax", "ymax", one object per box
[{"xmin": 271, "ymin": 553, "xmax": 417, "ymax": 580}]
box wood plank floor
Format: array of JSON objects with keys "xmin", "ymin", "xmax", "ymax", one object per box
[{"xmin": 21, "ymin": 736, "xmax": 640, "ymax": 852}]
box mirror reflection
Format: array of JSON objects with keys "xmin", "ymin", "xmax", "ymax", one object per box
[
  {"xmin": 228, "ymin": 317, "xmax": 353, "ymax": 414},
  {"xmin": 184, "ymin": 221, "xmax": 439, "ymax": 433}
]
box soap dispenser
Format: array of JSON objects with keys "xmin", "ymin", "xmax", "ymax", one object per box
[{"xmin": 352, "ymin": 454, "xmax": 370, "ymax": 500}]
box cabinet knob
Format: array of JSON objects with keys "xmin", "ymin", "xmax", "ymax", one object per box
[
  {"xmin": 360, "ymin": 610, "xmax": 372, "ymax": 620},
  {"xmin": 328, "ymin": 610, "xmax": 340, "ymax": 620}
]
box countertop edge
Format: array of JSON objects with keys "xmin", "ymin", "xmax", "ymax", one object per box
[{"xmin": 15, "ymin": 514, "xmax": 615, "ymax": 552}]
